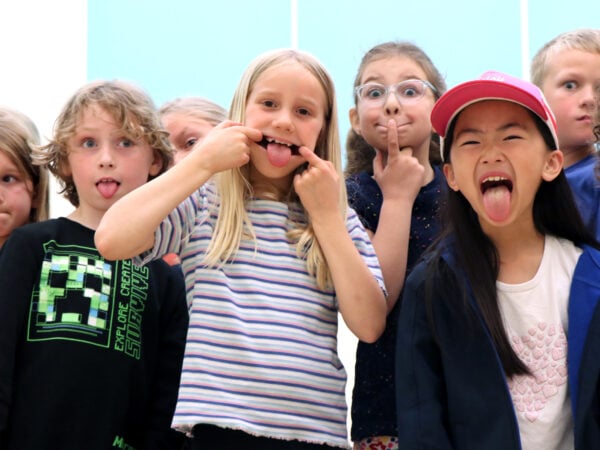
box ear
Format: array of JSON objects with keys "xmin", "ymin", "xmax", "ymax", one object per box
[
  {"xmin": 349, "ymin": 107, "xmax": 361, "ymax": 135},
  {"xmin": 148, "ymin": 151, "xmax": 163, "ymax": 177},
  {"xmin": 541, "ymin": 149, "xmax": 564, "ymax": 182},
  {"xmin": 443, "ymin": 163, "xmax": 460, "ymax": 191}
]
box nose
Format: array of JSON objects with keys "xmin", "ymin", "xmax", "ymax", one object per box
[
  {"xmin": 384, "ymin": 91, "xmax": 402, "ymax": 115},
  {"xmin": 481, "ymin": 144, "xmax": 504, "ymax": 164},
  {"xmin": 98, "ymin": 143, "xmax": 115, "ymax": 168},
  {"xmin": 272, "ymin": 109, "xmax": 294, "ymax": 133},
  {"xmin": 580, "ymin": 84, "xmax": 596, "ymax": 110}
]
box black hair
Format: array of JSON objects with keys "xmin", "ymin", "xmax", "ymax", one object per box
[{"xmin": 429, "ymin": 107, "xmax": 600, "ymax": 377}]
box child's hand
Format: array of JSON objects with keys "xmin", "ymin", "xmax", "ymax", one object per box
[
  {"xmin": 190, "ymin": 120, "xmax": 261, "ymax": 175},
  {"xmin": 373, "ymin": 119, "xmax": 425, "ymax": 203},
  {"xmin": 294, "ymin": 147, "xmax": 340, "ymax": 222}
]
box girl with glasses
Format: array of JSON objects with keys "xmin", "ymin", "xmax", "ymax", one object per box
[{"xmin": 344, "ymin": 41, "xmax": 447, "ymax": 450}]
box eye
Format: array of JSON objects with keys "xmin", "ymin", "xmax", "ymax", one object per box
[
  {"xmin": 263, "ymin": 100, "xmax": 277, "ymax": 108},
  {"xmin": 365, "ymin": 85, "xmax": 386, "ymax": 99},
  {"xmin": 82, "ymin": 138, "xmax": 96, "ymax": 148},
  {"xmin": 297, "ymin": 107, "xmax": 311, "ymax": 116},
  {"xmin": 1, "ymin": 174, "xmax": 18, "ymax": 184},
  {"xmin": 563, "ymin": 81, "xmax": 578, "ymax": 91},
  {"xmin": 399, "ymin": 83, "xmax": 421, "ymax": 98},
  {"xmin": 505, "ymin": 134, "xmax": 523, "ymax": 140},
  {"xmin": 119, "ymin": 138, "xmax": 134, "ymax": 148},
  {"xmin": 184, "ymin": 137, "xmax": 198, "ymax": 149}
]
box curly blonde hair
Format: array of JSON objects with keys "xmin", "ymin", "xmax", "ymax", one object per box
[{"xmin": 34, "ymin": 80, "xmax": 173, "ymax": 206}]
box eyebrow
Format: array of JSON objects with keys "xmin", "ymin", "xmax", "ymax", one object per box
[{"xmin": 361, "ymin": 74, "xmax": 422, "ymax": 84}]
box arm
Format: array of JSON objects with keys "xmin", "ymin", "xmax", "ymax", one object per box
[
  {"xmin": 396, "ymin": 260, "xmax": 454, "ymax": 450},
  {"xmin": 295, "ymin": 147, "xmax": 386, "ymax": 343},
  {"xmin": 95, "ymin": 121, "xmax": 261, "ymax": 260},
  {"xmin": 370, "ymin": 119, "xmax": 425, "ymax": 312}
]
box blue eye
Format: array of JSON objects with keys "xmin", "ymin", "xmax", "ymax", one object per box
[
  {"xmin": 185, "ymin": 137, "xmax": 198, "ymax": 149},
  {"xmin": 119, "ymin": 138, "xmax": 134, "ymax": 148},
  {"xmin": 82, "ymin": 138, "xmax": 96, "ymax": 148},
  {"xmin": 564, "ymin": 81, "xmax": 577, "ymax": 90},
  {"xmin": 366, "ymin": 86, "xmax": 386, "ymax": 99}
]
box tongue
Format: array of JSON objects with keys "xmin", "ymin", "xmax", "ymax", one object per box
[
  {"xmin": 482, "ymin": 185, "xmax": 511, "ymax": 222},
  {"xmin": 97, "ymin": 181, "xmax": 119, "ymax": 199},
  {"xmin": 266, "ymin": 143, "xmax": 292, "ymax": 167}
]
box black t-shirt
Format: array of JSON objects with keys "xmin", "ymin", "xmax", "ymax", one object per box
[{"xmin": 0, "ymin": 218, "xmax": 188, "ymax": 450}]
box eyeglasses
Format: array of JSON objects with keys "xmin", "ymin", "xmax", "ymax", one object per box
[{"xmin": 355, "ymin": 79, "xmax": 437, "ymax": 106}]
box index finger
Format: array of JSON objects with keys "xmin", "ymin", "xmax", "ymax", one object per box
[
  {"xmin": 387, "ymin": 119, "xmax": 401, "ymax": 159},
  {"xmin": 298, "ymin": 146, "xmax": 324, "ymax": 167}
]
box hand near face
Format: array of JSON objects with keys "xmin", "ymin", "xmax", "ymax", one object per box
[
  {"xmin": 189, "ymin": 120, "xmax": 261, "ymax": 175},
  {"xmin": 294, "ymin": 146, "xmax": 340, "ymax": 221},
  {"xmin": 372, "ymin": 118, "xmax": 425, "ymax": 202}
]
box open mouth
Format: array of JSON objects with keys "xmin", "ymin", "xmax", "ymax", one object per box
[
  {"xmin": 257, "ymin": 137, "xmax": 300, "ymax": 155},
  {"xmin": 480, "ymin": 176, "xmax": 513, "ymax": 193}
]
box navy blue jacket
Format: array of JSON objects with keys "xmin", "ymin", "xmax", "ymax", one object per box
[{"xmin": 396, "ymin": 244, "xmax": 600, "ymax": 449}]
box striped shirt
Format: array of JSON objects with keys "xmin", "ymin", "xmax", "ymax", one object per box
[{"xmin": 136, "ymin": 183, "xmax": 384, "ymax": 448}]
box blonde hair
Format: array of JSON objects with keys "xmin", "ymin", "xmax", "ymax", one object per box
[
  {"xmin": 205, "ymin": 49, "xmax": 346, "ymax": 289},
  {"xmin": 531, "ymin": 28, "xmax": 600, "ymax": 87},
  {"xmin": 34, "ymin": 80, "xmax": 173, "ymax": 207},
  {"xmin": 159, "ymin": 96, "xmax": 227, "ymax": 126},
  {"xmin": 0, "ymin": 107, "xmax": 49, "ymax": 222},
  {"xmin": 345, "ymin": 41, "xmax": 447, "ymax": 176}
]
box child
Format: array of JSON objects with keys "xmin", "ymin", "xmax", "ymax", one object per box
[
  {"xmin": 531, "ymin": 28, "xmax": 600, "ymax": 236},
  {"xmin": 160, "ymin": 96, "xmax": 227, "ymax": 166},
  {"xmin": 344, "ymin": 41, "xmax": 446, "ymax": 450},
  {"xmin": 396, "ymin": 71, "xmax": 600, "ymax": 450},
  {"xmin": 159, "ymin": 97, "xmax": 227, "ymax": 266},
  {"xmin": 0, "ymin": 106, "xmax": 49, "ymax": 247},
  {"xmin": 0, "ymin": 81, "xmax": 189, "ymax": 450},
  {"xmin": 95, "ymin": 49, "xmax": 387, "ymax": 449}
]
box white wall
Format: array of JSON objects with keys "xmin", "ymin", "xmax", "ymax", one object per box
[{"xmin": 0, "ymin": 0, "xmax": 86, "ymax": 218}]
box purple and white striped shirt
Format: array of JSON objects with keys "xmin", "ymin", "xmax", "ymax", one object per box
[{"xmin": 136, "ymin": 183, "xmax": 384, "ymax": 448}]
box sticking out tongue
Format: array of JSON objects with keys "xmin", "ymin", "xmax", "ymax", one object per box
[
  {"xmin": 97, "ymin": 180, "xmax": 120, "ymax": 199},
  {"xmin": 266, "ymin": 142, "xmax": 292, "ymax": 167},
  {"xmin": 482, "ymin": 185, "xmax": 511, "ymax": 222}
]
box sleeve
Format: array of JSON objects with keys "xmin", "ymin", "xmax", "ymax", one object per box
[
  {"xmin": 395, "ymin": 259, "xmax": 454, "ymax": 450},
  {"xmin": 346, "ymin": 208, "xmax": 385, "ymax": 295},
  {"xmin": 0, "ymin": 231, "xmax": 40, "ymax": 436},
  {"xmin": 136, "ymin": 187, "xmax": 209, "ymax": 266},
  {"xmin": 143, "ymin": 264, "xmax": 189, "ymax": 450}
]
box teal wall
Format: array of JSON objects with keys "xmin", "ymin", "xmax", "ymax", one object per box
[{"xmin": 88, "ymin": 0, "xmax": 599, "ymax": 150}]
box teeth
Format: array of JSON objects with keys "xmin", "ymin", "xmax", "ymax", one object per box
[
  {"xmin": 483, "ymin": 176, "xmax": 507, "ymax": 183},
  {"xmin": 267, "ymin": 137, "xmax": 294, "ymax": 148}
]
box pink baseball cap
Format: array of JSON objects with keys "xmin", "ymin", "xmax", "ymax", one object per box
[{"xmin": 431, "ymin": 70, "xmax": 559, "ymax": 160}]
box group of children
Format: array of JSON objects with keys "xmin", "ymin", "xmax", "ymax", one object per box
[{"xmin": 0, "ymin": 26, "xmax": 599, "ymax": 450}]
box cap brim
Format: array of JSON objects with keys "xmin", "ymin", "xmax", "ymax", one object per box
[{"xmin": 430, "ymin": 79, "xmax": 550, "ymax": 139}]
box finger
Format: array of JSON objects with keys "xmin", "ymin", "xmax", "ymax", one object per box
[
  {"xmin": 298, "ymin": 146, "xmax": 322, "ymax": 166},
  {"xmin": 387, "ymin": 119, "xmax": 400, "ymax": 158}
]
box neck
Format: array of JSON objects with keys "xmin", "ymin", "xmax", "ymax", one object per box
[{"xmin": 562, "ymin": 143, "xmax": 595, "ymax": 168}]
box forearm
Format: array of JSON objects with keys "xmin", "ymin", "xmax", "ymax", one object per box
[
  {"xmin": 312, "ymin": 215, "xmax": 386, "ymax": 343},
  {"xmin": 371, "ymin": 196, "xmax": 414, "ymax": 313},
  {"xmin": 95, "ymin": 160, "xmax": 213, "ymax": 260}
]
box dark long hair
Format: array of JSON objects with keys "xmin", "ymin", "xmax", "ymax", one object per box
[{"xmin": 428, "ymin": 110, "xmax": 600, "ymax": 377}]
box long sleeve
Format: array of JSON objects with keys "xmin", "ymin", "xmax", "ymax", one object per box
[{"xmin": 395, "ymin": 260, "xmax": 454, "ymax": 450}]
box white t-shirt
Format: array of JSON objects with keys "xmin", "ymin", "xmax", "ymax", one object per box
[{"xmin": 497, "ymin": 235, "xmax": 582, "ymax": 450}]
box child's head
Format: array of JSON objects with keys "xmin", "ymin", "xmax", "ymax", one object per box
[
  {"xmin": 531, "ymin": 28, "xmax": 600, "ymax": 154},
  {"xmin": 0, "ymin": 107, "xmax": 49, "ymax": 245},
  {"xmin": 36, "ymin": 80, "xmax": 173, "ymax": 207},
  {"xmin": 346, "ymin": 41, "xmax": 446, "ymax": 176},
  {"xmin": 431, "ymin": 71, "xmax": 586, "ymax": 239},
  {"xmin": 160, "ymin": 97, "xmax": 227, "ymax": 166},
  {"xmin": 227, "ymin": 48, "xmax": 342, "ymax": 199},
  {"xmin": 207, "ymin": 48, "xmax": 343, "ymax": 289}
]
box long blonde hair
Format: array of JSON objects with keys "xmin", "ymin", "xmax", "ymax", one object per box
[{"xmin": 204, "ymin": 49, "xmax": 346, "ymax": 289}]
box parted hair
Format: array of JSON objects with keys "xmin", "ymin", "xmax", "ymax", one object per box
[
  {"xmin": 159, "ymin": 96, "xmax": 227, "ymax": 126},
  {"xmin": 205, "ymin": 49, "xmax": 345, "ymax": 290},
  {"xmin": 34, "ymin": 80, "xmax": 173, "ymax": 207},
  {"xmin": 345, "ymin": 41, "xmax": 447, "ymax": 177},
  {"xmin": 0, "ymin": 107, "xmax": 49, "ymax": 222}
]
